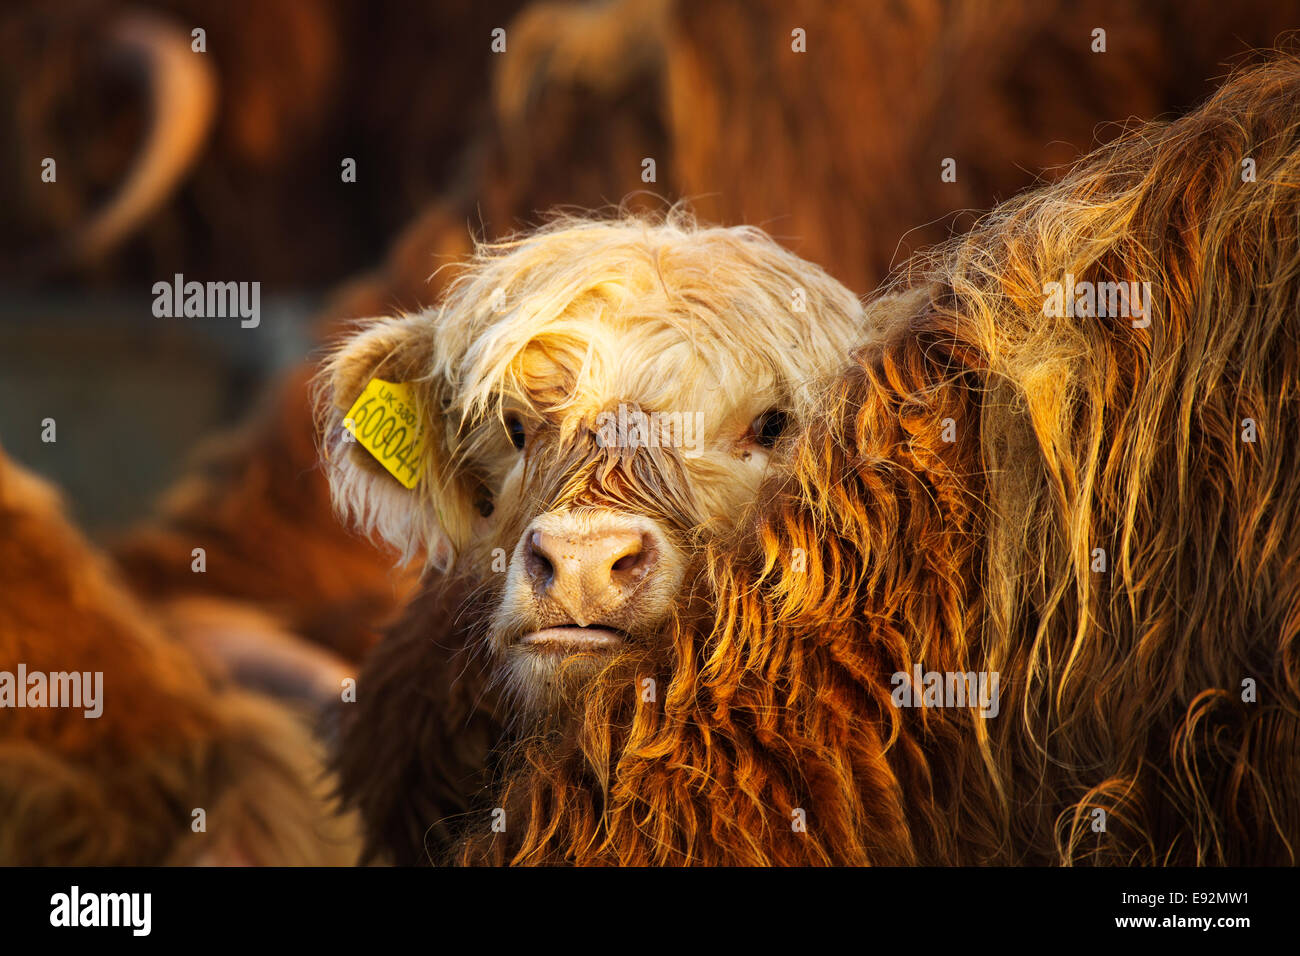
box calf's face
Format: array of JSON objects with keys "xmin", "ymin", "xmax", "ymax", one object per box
[{"xmin": 321, "ymin": 217, "xmax": 864, "ymax": 711}]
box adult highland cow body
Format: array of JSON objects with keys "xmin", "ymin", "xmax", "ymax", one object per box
[{"xmin": 344, "ymin": 58, "xmax": 1300, "ymax": 865}]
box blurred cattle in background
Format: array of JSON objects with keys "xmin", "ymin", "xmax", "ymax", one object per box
[
  {"xmin": 660, "ymin": 0, "xmax": 1300, "ymax": 288},
  {"xmin": 361, "ymin": 0, "xmax": 1300, "ymax": 298},
  {"xmin": 0, "ymin": 444, "xmax": 360, "ymax": 865},
  {"xmin": 0, "ymin": 0, "xmax": 530, "ymax": 286}
]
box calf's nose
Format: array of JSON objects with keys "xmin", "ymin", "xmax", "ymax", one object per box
[{"xmin": 522, "ymin": 515, "xmax": 660, "ymax": 625}]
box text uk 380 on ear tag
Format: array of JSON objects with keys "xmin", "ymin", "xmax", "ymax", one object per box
[{"xmin": 343, "ymin": 378, "xmax": 426, "ymax": 489}]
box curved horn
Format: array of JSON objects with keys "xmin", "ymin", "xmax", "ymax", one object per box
[{"xmin": 68, "ymin": 12, "xmax": 217, "ymax": 263}]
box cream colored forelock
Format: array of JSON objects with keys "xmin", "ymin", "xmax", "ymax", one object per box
[{"xmin": 425, "ymin": 210, "xmax": 866, "ymax": 446}]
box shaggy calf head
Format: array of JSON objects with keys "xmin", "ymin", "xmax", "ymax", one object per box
[{"xmin": 320, "ymin": 214, "xmax": 864, "ymax": 710}]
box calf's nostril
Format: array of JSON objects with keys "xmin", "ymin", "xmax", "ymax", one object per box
[
  {"xmin": 611, "ymin": 551, "xmax": 641, "ymax": 573},
  {"xmin": 527, "ymin": 530, "xmax": 555, "ymax": 585},
  {"xmin": 608, "ymin": 533, "xmax": 656, "ymax": 580}
]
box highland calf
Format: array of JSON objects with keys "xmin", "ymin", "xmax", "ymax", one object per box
[
  {"xmin": 343, "ymin": 58, "xmax": 1300, "ymax": 866},
  {"xmin": 319, "ymin": 217, "xmax": 867, "ymax": 859},
  {"xmin": 320, "ymin": 216, "xmax": 865, "ymax": 707}
]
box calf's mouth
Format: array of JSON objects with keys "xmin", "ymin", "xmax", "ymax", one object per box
[{"xmin": 517, "ymin": 625, "xmax": 625, "ymax": 652}]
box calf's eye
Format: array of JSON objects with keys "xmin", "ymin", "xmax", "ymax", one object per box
[
  {"xmin": 505, "ymin": 415, "xmax": 526, "ymax": 450},
  {"xmin": 751, "ymin": 409, "xmax": 788, "ymax": 449}
]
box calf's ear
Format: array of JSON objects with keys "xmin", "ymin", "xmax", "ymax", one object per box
[{"xmin": 317, "ymin": 314, "xmax": 470, "ymax": 570}]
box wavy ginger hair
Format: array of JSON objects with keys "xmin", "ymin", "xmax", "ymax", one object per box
[{"xmin": 457, "ymin": 56, "xmax": 1300, "ymax": 865}]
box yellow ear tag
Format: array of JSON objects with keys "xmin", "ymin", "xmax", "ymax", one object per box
[{"xmin": 343, "ymin": 378, "xmax": 426, "ymax": 489}]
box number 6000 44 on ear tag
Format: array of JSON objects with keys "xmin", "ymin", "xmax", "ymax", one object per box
[{"xmin": 343, "ymin": 378, "xmax": 426, "ymax": 489}]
